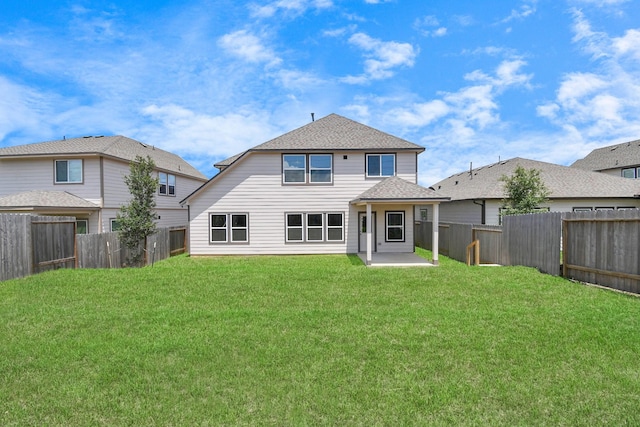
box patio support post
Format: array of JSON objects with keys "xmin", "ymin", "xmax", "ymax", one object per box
[
  {"xmin": 432, "ymin": 202, "xmax": 439, "ymax": 265},
  {"xmin": 366, "ymin": 202, "xmax": 372, "ymax": 265}
]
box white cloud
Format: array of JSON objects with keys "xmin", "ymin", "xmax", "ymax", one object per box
[
  {"xmin": 0, "ymin": 77, "xmax": 46, "ymax": 141},
  {"xmin": 139, "ymin": 104, "xmax": 284, "ymax": 175},
  {"xmin": 342, "ymin": 32, "xmax": 418, "ymax": 83},
  {"xmin": 218, "ymin": 30, "xmax": 282, "ymax": 66},
  {"xmin": 612, "ymin": 29, "xmax": 640, "ymax": 60},
  {"xmin": 498, "ymin": 2, "xmax": 537, "ymax": 24},
  {"xmin": 250, "ymin": 0, "xmax": 333, "ymax": 18},
  {"xmin": 413, "ymin": 15, "xmax": 447, "ymax": 37},
  {"xmin": 387, "ymin": 100, "xmax": 450, "ymax": 128},
  {"xmin": 465, "ymin": 59, "xmax": 533, "ymax": 90},
  {"xmin": 537, "ymin": 12, "xmax": 640, "ymax": 142}
]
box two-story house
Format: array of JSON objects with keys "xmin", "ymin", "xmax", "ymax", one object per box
[
  {"xmin": 571, "ymin": 139, "xmax": 640, "ymax": 179},
  {"xmin": 0, "ymin": 135, "xmax": 207, "ymax": 233},
  {"xmin": 180, "ymin": 114, "xmax": 449, "ymax": 265}
]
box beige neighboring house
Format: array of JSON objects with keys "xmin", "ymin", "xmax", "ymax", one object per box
[
  {"xmin": 571, "ymin": 139, "xmax": 640, "ymax": 179},
  {"xmin": 0, "ymin": 135, "xmax": 207, "ymax": 233},
  {"xmin": 426, "ymin": 157, "xmax": 640, "ymax": 226},
  {"xmin": 180, "ymin": 113, "xmax": 449, "ymax": 264}
]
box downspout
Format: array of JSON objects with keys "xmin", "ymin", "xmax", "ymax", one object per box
[
  {"xmin": 473, "ymin": 199, "xmax": 486, "ymax": 224},
  {"xmin": 99, "ymin": 156, "xmax": 104, "ymax": 232}
]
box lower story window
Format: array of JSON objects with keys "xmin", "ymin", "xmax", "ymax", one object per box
[
  {"xmin": 286, "ymin": 212, "xmax": 344, "ymax": 243},
  {"xmin": 76, "ymin": 219, "xmax": 88, "ymax": 234},
  {"xmin": 210, "ymin": 213, "xmax": 249, "ymax": 243},
  {"xmin": 307, "ymin": 213, "xmax": 324, "ymax": 241},
  {"xmin": 110, "ymin": 219, "xmax": 121, "ymax": 232},
  {"xmin": 386, "ymin": 211, "xmax": 405, "ymax": 242}
]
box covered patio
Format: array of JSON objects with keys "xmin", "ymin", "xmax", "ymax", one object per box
[{"xmin": 351, "ymin": 176, "xmax": 450, "ymax": 267}]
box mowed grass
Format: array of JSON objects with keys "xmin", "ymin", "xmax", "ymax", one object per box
[{"xmin": 1, "ymin": 249, "xmax": 639, "ymax": 426}]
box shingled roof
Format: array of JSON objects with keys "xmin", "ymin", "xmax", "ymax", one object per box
[
  {"xmin": 0, "ymin": 135, "xmax": 207, "ymax": 180},
  {"xmin": 214, "ymin": 114, "xmax": 424, "ymax": 169},
  {"xmin": 432, "ymin": 157, "xmax": 640, "ymax": 201},
  {"xmin": 571, "ymin": 139, "xmax": 640, "ymax": 171},
  {"xmin": 352, "ymin": 176, "xmax": 449, "ymax": 204},
  {"xmin": 0, "ymin": 191, "xmax": 100, "ymax": 209}
]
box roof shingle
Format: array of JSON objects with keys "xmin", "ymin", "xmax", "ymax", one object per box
[
  {"xmin": 352, "ymin": 176, "xmax": 450, "ymax": 203},
  {"xmin": 252, "ymin": 113, "xmax": 424, "ymax": 152},
  {"xmin": 0, "ymin": 135, "xmax": 207, "ymax": 180},
  {"xmin": 571, "ymin": 139, "xmax": 640, "ymax": 171},
  {"xmin": 0, "ymin": 191, "xmax": 100, "ymax": 209},
  {"xmin": 432, "ymin": 157, "xmax": 640, "ymax": 200}
]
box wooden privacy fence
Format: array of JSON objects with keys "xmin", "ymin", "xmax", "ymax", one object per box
[
  {"xmin": 563, "ymin": 210, "xmax": 640, "ymax": 294},
  {"xmin": 416, "ymin": 209, "xmax": 640, "ymax": 294},
  {"xmin": 77, "ymin": 226, "xmax": 187, "ymax": 269},
  {"xmin": 1, "ymin": 214, "xmax": 77, "ymax": 281},
  {"xmin": 1, "ymin": 213, "xmax": 187, "ymax": 281}
]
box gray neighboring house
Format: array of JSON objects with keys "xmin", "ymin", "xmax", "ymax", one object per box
[
  {"xmin": 427, "ymin": 157, "xmax": 640, "ymax": 226},
  {"xmin": 0, "ymin": 135, "xmax": 207, "ymax": 233},
  {"xmin": 180, "ymin": 113, "xmax": 450, "ymax": 264},
  {"xmin": 571, "ymin": 139, "xmax": 640, "ymax": 179}
]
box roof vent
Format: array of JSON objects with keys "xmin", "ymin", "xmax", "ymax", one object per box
[
  {"xmin": 455, "ymin": 180, "xmax": 458, "ymax": 185},
  {"xmin": 83, "ymin": 136, "xmax": 92, "ymax": 138}
]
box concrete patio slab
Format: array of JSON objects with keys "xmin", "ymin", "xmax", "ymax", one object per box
[{"xmin": 357, "ymin": 252, "xmax": 435, "ymax": 267}]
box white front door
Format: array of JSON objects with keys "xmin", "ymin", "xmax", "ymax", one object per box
[{"xmin": 358, "ymin": 212, "xmax": 376, "ymax": 253}]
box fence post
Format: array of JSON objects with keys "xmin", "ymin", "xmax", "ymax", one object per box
[{"xmin": 466, "ymin": 240, "xmax": 479, "ymax": 266}]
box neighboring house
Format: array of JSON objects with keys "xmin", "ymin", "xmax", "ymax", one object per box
[
  {"xmin": 427, "ymin": 157, "xmax": 640, "ymax": 226},
  {"xmin": 571, "ymin": 139, "xmax": 640, "ymax": 179},
  {"xmin": 0, "ymin": 135, "xmax": 207, "ymax": 233},
  {"xmin": 180, "ymin": 114, "xmax": 449, "ymax": 264}
]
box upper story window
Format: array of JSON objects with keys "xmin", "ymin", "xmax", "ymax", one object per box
[
  {"xmin": 283, "ymin": 154, "xmax": 333, "ymax": 184},
  {"xmin": 309, "ymin": 155, "xmax": 332, "ymax": 183},
  {"xmin": 55, "ymin": 159, "xmax": 83, "ymax": 183},
  {"xmin": 366, "ymin": 154, "xmax": 395, "ymax": 177},
  {"xmin": 622, "ymin": 167, "xmax": 639, "ymax": 179},
  {"xmin": 159, "ymin": 172, "xmax": 176, "ymax": 196}
]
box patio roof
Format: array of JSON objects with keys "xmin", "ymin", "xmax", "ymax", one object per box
[
  {"xmin": 0, "ymin": 190, "xmax": 100, "ymax": 210},
  {"xmin": 351, "ymin": 176, "xmax": 450, "ymax": 205}
]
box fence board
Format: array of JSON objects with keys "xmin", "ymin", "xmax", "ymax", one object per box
[
  {"xmin": 563, "ymin": 209, "xmax": 640, "ymax": 293},
  {"xmin": 502, "ymin": 212, "xmax": 562, "ymax": 275},
  {"xmin": 473, "ymin": 226, "xmax": 503, "ymax": 264},
  {"xmin": 31, "ymin": 217, "xmax": 76, "ymax": 274},
  {"xmin": 0, "ymin": 214, "xmax": 32, "ymax": 281}
]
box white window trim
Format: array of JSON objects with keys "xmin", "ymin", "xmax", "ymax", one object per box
[
  {"xmin": 386, "ymin": 211, "xmax": 405, "ymax": 242},
  {"xmin": 283, "ymin": 154, "xmax": 307, "ymax": 184},
  {"xmin": 159, "ymin": 172, "xmax": 176, "ymax": 196},
  {"xmin": 210, "ymin": 213, "xmax": 249, "ymax": 244},
  {"xmin": 286, "ymin": 213, "xmax": 304, "ymax": 242},
  {"xmin": 283, "ymin": 154, "xmax": 333, "ymax": 184},
  {"xmin": 309, "ymin": 154, "xmax": 333, "ymax": 184},
  {"xmin": 285, "ymin": 212, "xmax": 344, "ymax": 243},
  {"xmin": 326, "ymin": 213, "xmax": 344, "ymax": 241},
  {"xmin": 54, "ymin": 159, "xmax": 83, "ymax": 184},
  {"xmin": 76, "ymin": 219, "xmax": 89, "ymax": 234},
  {"xmin": 366, "ymin": 153, "xmax": 396, "ymax": 178},
  {"xmin": 306, "ymin": 213, "xmax": 324, "ymax": 241},
  {"xmin": 110, "ymin": 218, "xmax": 121, "ymax": 232}
]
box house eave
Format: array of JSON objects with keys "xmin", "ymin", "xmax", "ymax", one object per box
[{"xmin": 351, "ymin": 197, "xmax": 450, "ymax": 206}]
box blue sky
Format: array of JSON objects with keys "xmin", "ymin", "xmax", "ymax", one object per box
[{"xmin": 1, "ymin": 0, "xmax": 639, "ymax": 185}]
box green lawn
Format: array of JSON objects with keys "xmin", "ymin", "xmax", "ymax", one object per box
[{"xmin": 1, "ymin": 248, "xmax": 639, "ymax": 426}]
